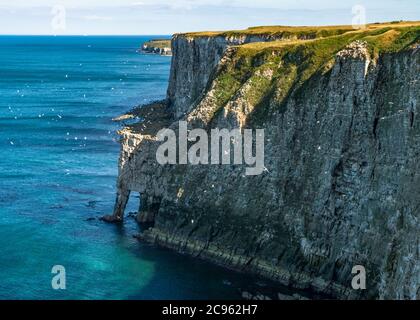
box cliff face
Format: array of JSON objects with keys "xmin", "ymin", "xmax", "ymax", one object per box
[
  {"xmin": 167, "ymin": 26, "xmax": 354, "ymax": 118},
  {"xmin": 141, "ymin": 39, "xmax": 172, "ymax": 56},
  {"xmin": 109, "ymin": 23, "xmax": 420, "ymax": 299}
]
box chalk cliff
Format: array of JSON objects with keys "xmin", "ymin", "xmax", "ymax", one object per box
[
  {"xmin": 141, "ymin": 39, "xmax": 172, "ymax": 56},
  {"xmin": 167, "ymin": 26, "xmax": 354, "ymax": 118},
  {"xmin": 106, "ymin": 22, "xmax": 420, "ymax": 299}
]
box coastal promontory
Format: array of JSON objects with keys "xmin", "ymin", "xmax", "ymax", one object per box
[
  {"xmin": 108, "ymin": 22, "xmax": 420, "ymax": 300},
  {"xmin": 141, "ymin": 39, "xmax": 172, "ymax": 56}
]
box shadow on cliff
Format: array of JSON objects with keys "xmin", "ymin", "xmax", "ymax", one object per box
[{"xmin": 120, "ymin": 235, "xmax": 322, "ymax": 300}]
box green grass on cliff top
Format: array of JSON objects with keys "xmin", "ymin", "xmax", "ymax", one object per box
[
  {"xmin": 143, "ymin": 39, "xmax": 171, "ymax": 49},
  {"xmin": 207, "ymin": 22, "xmax": 420, "ymax": 125},
  {"xmin": 182, "ymin": 25, "xmax": 353, "ymax": 39},
  {"xmin": 181, "ymin": 21, "xmax": 420, "ymax": 39}
]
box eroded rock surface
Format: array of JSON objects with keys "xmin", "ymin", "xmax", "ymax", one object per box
[{"xmin": 109, "ymin": 24, "xmax": 420, "ymax": 299}]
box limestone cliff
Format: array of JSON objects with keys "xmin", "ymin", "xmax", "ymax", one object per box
[
  {"xmin": 167, "ymin": 25, "xmax": 354, "ymax": 118},
  {"xmin": 141, "ymin": 39, "xmax": 172, "ymax": 56},
  {"xmin": 107, "ymin": 22, "xmax": 420, "ymax": 299}
]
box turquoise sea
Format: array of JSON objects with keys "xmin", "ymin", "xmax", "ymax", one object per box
[{"xmin": 0, "ymin": 36, "xmax": 263, "ymax": 299}]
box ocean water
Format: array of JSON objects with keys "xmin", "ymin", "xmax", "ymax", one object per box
[{"xmin": 0, "ymin": 36, "xmax": 262, "ymax": 299}]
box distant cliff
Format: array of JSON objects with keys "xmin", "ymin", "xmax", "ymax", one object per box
[
  {"xmin": 141, "ymin": 39, "xmax": 172, "ymax": 56},
  {"xmin": 107, "ymin": 22, "xmax": 420, "ymax": 299}
]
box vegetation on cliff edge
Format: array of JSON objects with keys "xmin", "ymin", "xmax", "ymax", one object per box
[
  {"xmin": 142, "ymin": 39, "xmax": 171, "ymax": 49},
  {"xmin": 207, "ymin": 22, "xmax": 420, "ymax": 125}
]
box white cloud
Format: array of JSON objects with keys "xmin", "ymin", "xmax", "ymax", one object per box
[
  {"xmin": 83, "ymin": 15, "xmax": 113, "ymax": 21},
  {"xmin": 0, "ymin": 0, "xmax": 418, "ymax": 35}
]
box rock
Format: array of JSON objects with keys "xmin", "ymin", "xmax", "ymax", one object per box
[
  {"xmin": 109, "ymin": 23, "xmax": 420, "ymax": 300},
  {"xmin": 277, "ymin": 293, "xmax": 295, "ymax": 300},
  {"xmin": 136, "ymin": 210, "xmax": 156, "ymax": 224},
  {"xmin": 167, "ymin": 33, "xmax": 302, "ymax": 118},
  {"xmin": 141, "ymin": 39, "xmax": 172, "ymax": 56},
  {"xmin": 127, "ymin": 212, "xmax": 137, "ymax": 218},
  {"xmin": 241, "ymin": 291, "xmax": 274, "ymax": 300},
  {"xmin": 100, "ymin": 214, "xmax": 123, "ymax": 223},
  {"xmin": 241, "ymin": 291, "xmax": 253, "ymax": 300}
]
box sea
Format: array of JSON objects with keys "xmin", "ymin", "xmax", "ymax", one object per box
[{"xmin": 0, "ymin": 36, "xmax": 269, "ymax": 299}]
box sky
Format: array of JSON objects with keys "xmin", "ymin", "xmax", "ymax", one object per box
[{"xmin": 0, "ymin": 0, "xmax": 418, "ymax": 35}]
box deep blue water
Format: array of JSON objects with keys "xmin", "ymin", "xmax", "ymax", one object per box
[{"xmin": 0, "ymin": 36, "xmax": 261, "ymax": 299}]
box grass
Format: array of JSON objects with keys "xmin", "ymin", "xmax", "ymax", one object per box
[
  {"xmin": 182, "ymin": 25, "xmax": 354, "ymax": 39},
  {"xmin": 203, "ymin": 22, "xmax": 420, "ymax": 125},
  {"xmin": 143, "ymin": 39, "xmax": 171, "ymax": 49},
  {"xmin": 181, "ymin": 21, "xmax": 420, "ymax": 38}
]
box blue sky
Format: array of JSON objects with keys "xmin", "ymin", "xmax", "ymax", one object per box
[{"xmin": 0, "ymin": 0, "xmax": 418, "ymax": 35}]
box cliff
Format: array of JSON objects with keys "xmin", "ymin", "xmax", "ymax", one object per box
[
  {"xmin": 141, "ymin": 39, "xmax": 172, "ymax": 56},
  {"xmin": 167, "ymin": 25, "xmax": 355, "ymax": 118},
  {"xmin": 106, "ymin": 22, "xmax": 420, "ymax": 299}
]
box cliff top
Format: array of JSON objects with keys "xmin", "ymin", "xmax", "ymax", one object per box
[
  {"xmin": 201, "ymin": 22, "xmax": 420, "ymax": 125},
  {"xmin": 143, "ymin": 39, "xmax": 171, "ymax": 49},
  {"xmin": 233, "ymin": 23, "xmax": 420, "ymax": 55},
  {"xmin": 179, "ymin": 21, "xmax": 420, "ymax": 39},
  {"xmin": 122, "ymin": 21, "xmax": 419, "ymax": 134}
]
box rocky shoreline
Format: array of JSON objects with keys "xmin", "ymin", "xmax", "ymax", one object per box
[{"xmin": 134, "ymin": 227, "xmax": 351, "ymax": 299}]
